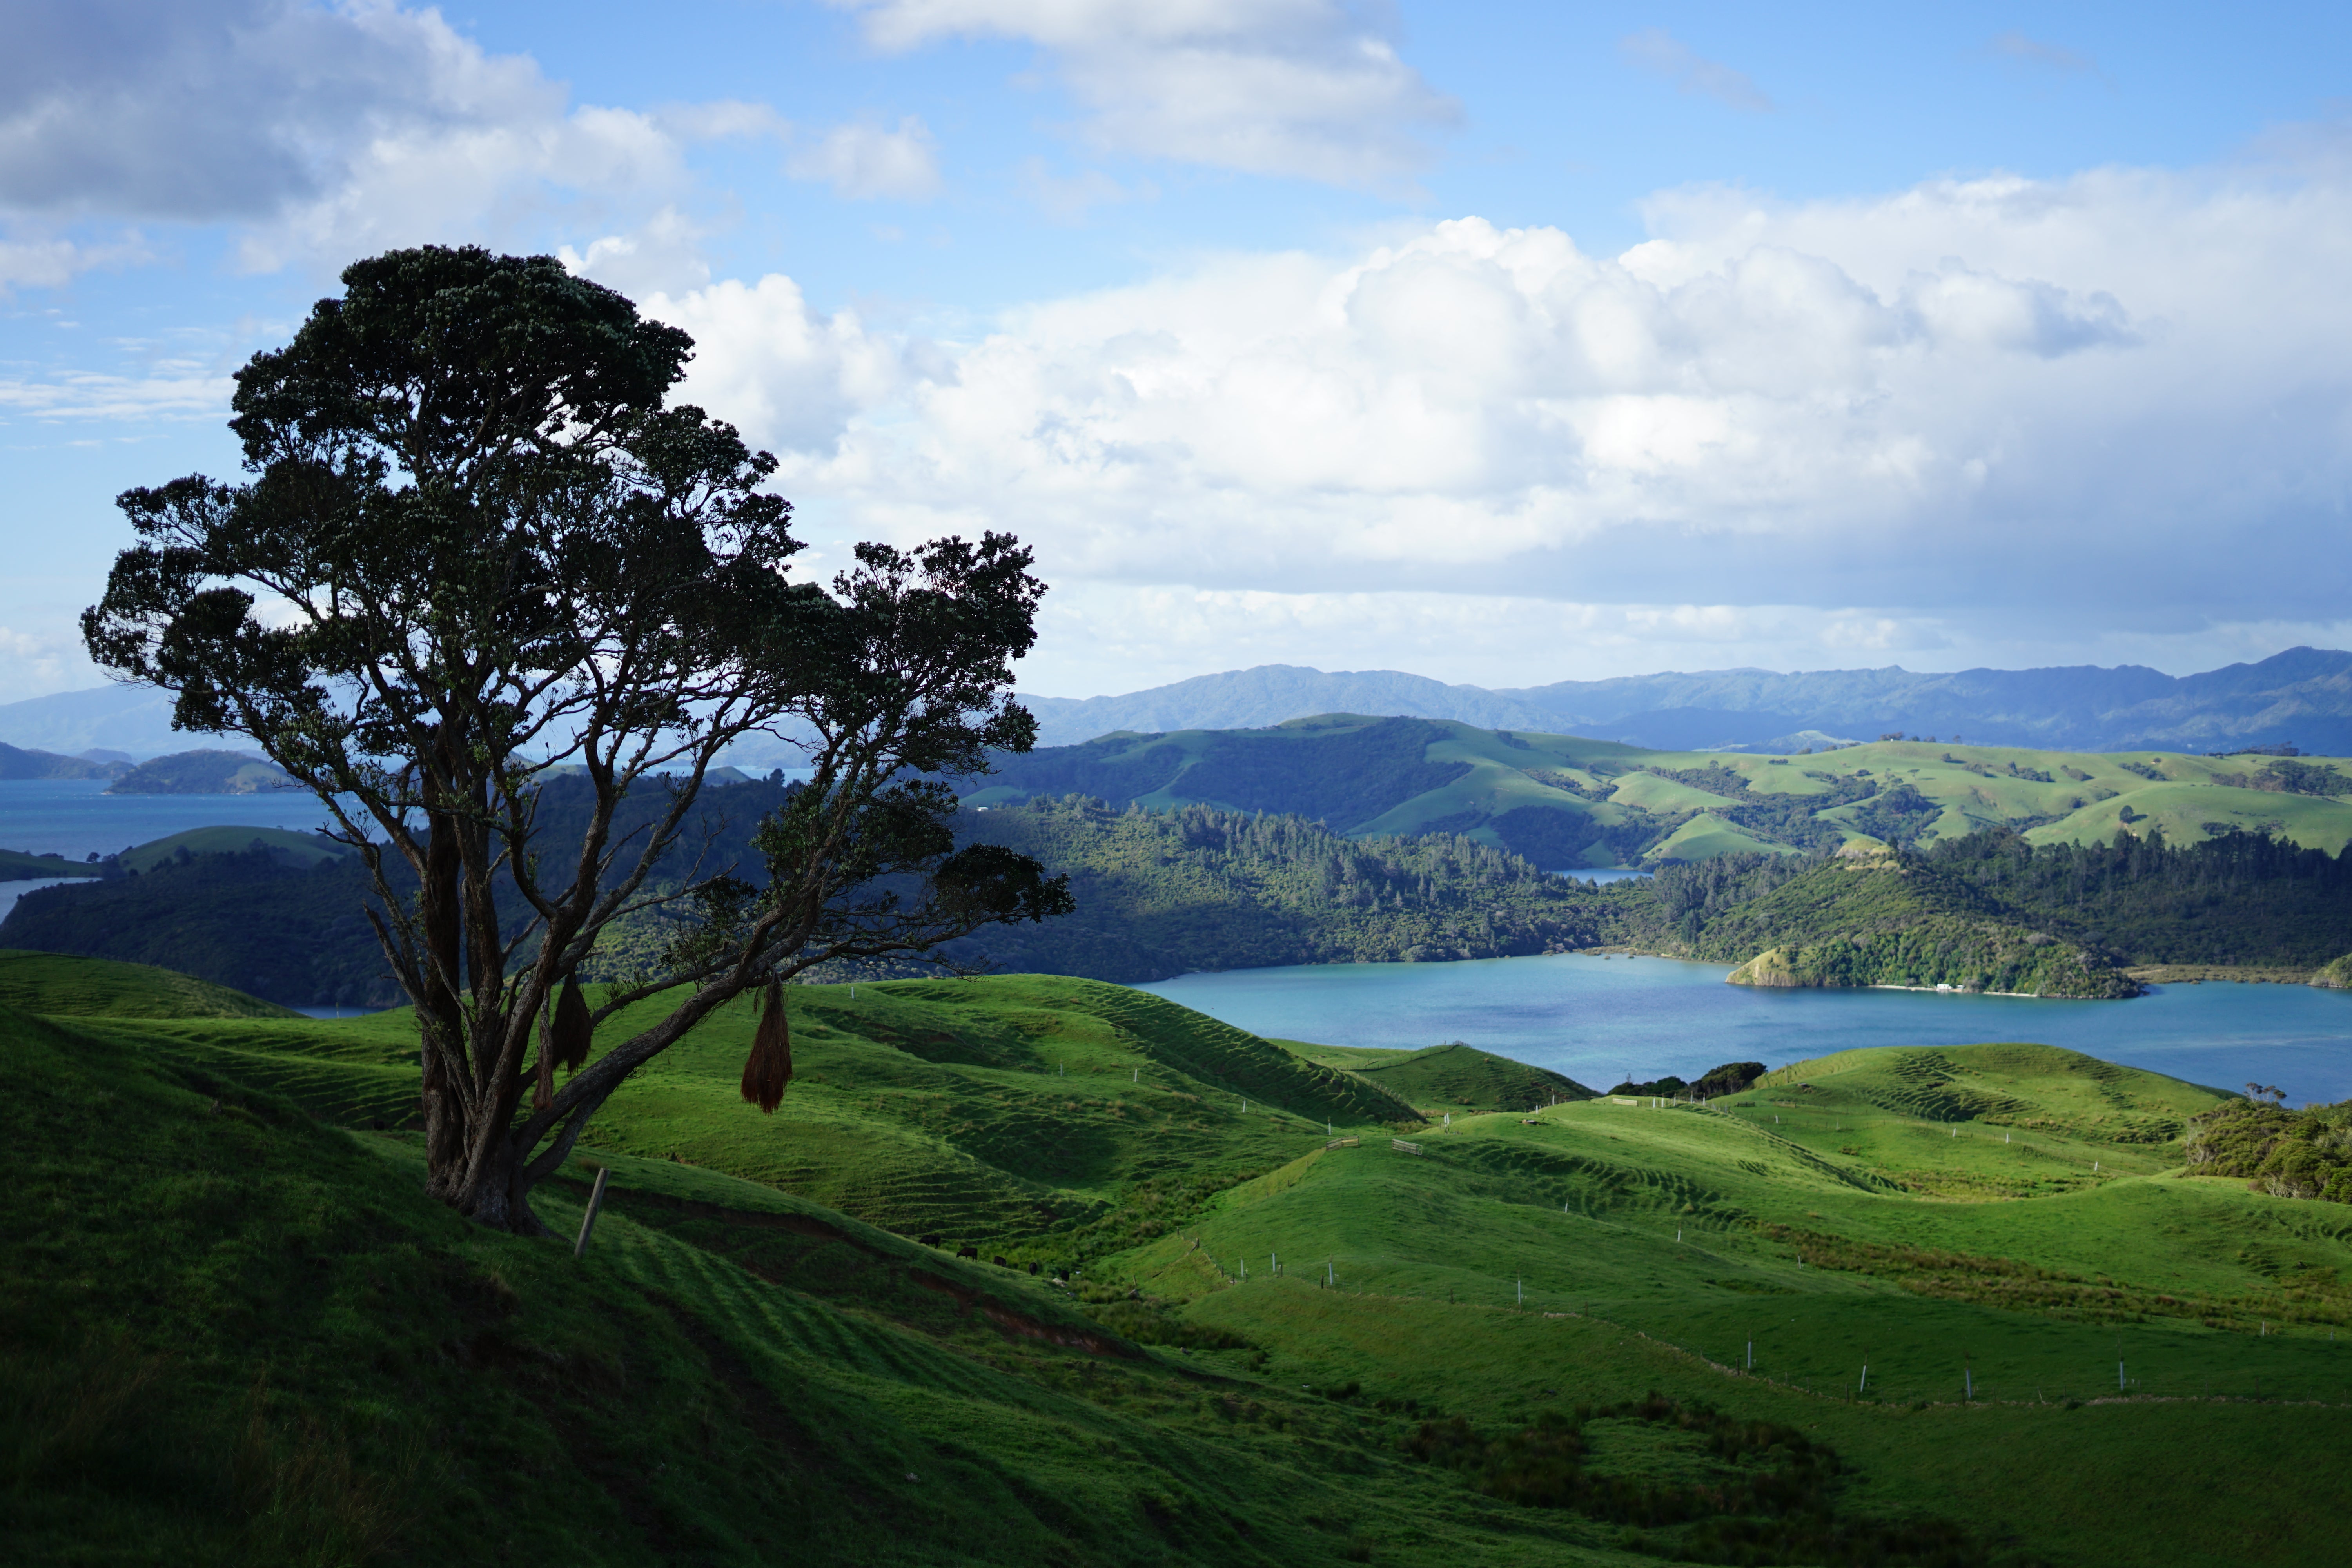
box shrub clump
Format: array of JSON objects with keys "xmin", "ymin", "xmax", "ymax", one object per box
[
  {"xmin": 2184, "ymin": 1095, "xmax": 2352, "ymax": 1201},
  {"xmin": 1403, "ymin": 1393, "xmax": 2009, "ymax": 1566}
]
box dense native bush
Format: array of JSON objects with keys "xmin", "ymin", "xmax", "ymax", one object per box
[
  {"xmin": 954, "ymin": 796, "xmax": 1641, "ymax": 980},
  {"xmin": 1920, "ymin": 826, "xmax": 2352, "ymax": 967},
  {"xmin": 1405, "ymin": 1394, "xmax": 2006, "ymax": 1566},
  {"xmin": 2183, "ymin": 1096, "xmax": 2352, "ymax": 1201}
]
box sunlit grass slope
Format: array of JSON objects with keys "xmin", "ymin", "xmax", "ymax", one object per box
[
  {"xmin": 1274, "ymin": 1039, "xmax": 1597, "ymax": 1113},
  {"xmin": 19, "ymin": 948, "xmax": 2352, "ymax": 1567},
  {"xmin": 1006, "ymin": 714, "xmax": 2352, "ymax": 861},
  {"xmin": 1094, "ymin": 1045, "xmax": 2352, "ymax": 1568},
  {"xmin": 0, "ymin": 981, "xmax": 1637, "ymax": 1566},
  {"xmin": 0, "ymin": 948, "xmax": 299, "ymax": 1019}
]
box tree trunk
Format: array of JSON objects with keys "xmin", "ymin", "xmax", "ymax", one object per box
[{"xmin": 418, "ymin": 783, "xmax": 471, "ymax": 1201}]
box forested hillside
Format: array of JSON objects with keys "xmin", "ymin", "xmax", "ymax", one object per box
[
  {"xmin": 9, "ymin": 768, "xmax": 2350, "ymax": 1003},
  {"xmin": 1624, "ymin": 846, "xmax": 2143, "ymax": 998},
  {"xmin": 951, "ymin": 797, "xmax": 1635, "ymax": 981},
  {"xmin": 1635, "ymin": 827, "xmax": 2352, "ymax": 976},
  {"xmin": 0, "ymin": 773, "xmax": 801, "ymax": 1007}
]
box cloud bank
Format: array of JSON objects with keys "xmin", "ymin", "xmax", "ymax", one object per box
[
  {"xmin": 0, "ymin": 0, "xmax": 927, "ymax": 294},
  {"xmin": 652, "ymin": 153, "xmax": 2352, "ymax": 685}
]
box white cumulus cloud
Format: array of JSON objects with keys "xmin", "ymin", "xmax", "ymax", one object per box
[
  {"xmin": 0, "ymin": 1, "xmax": 788, "ymax": 285},
  {"xmin": 658, "ymin": 152, "xmax": 2352, "ymax": 682}
]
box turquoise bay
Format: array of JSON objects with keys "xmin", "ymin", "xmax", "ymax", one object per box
[{"xmin": 1142, "ymin": 953, "xmax": 2352, "ymax": 1105}]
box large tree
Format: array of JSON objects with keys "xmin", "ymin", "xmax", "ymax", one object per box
[{"xmin": 83, "ymin": 246, "xmax": 1069, "ymax": 1232}]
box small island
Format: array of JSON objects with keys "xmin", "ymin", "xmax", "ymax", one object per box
[{"xmin": 105, "ymin": 749, "xmax": 302, "ymax": 795}]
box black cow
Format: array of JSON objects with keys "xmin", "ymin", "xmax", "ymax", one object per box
[
  {"xmin": 992, "ymin": 1255, "xmax": 1013, "ymax": 1269},
  {"xmin": 956, "ymin": 1244, "xmax": 979, "ymax": 1260},
  {"xmin": 1027, "ymin": 1261, "xmax": 1040, "ymax": 1276},
  {"xmin": 919, "ymin": 1233, "xmax": 944, "ymax": 1248}
]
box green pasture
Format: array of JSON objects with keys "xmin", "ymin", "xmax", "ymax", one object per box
[
  {"xmin": 2, "ymin": 997, "xmax": 1607, "ymax": 1567},
  {"xmin": 111, "ymin": 824, "xmax": 353, "ymax": 872},
  {"xmin": 1270, "ymin": 1039, "xmax": 1595, "ymax": 1112},
  {"xmin": 9, "ymin": 949, "xmax": 2352, "ymax": 1565},
  {"xmin": 1004, "ymin": 714, "xmax": 2352, "ymax": 862}
]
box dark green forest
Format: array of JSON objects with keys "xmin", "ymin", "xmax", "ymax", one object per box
[
  {"xmin": 1920, "ymin": 826, "xmax": 2352, "ymax": 967},
  {"xmin": 950, "ymin": 797, "xmax": 1634, "ymax": 981},
  {"xmin": 6, "ymin": 780, "xmax": 2348, "ymax": 1004},
  {"xmin": 1635, "ymin": 827, "xmax": 2352, "ymax": 971}
]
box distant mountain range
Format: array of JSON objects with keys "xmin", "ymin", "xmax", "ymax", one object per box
[
  {"xmin": 11, "ymin": 647, "xmax": 2348, "ymax": 761},
  {"xmin": 0, "ymin": 684, "xmax": 185, "ymax": 759},
  {"xmin": 1020, "ymin": 648, "xmax": 2352, "ymax": 753}
]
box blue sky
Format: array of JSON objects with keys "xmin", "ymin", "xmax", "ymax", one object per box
[{"xmin": 5, "ymin": 0, "xmax": 2351, "ymax": 702}]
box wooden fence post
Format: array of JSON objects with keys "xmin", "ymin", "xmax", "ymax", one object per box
[{"xmin": 574, "ymin": 1167, "xmax": 612, "ymax": 1258}]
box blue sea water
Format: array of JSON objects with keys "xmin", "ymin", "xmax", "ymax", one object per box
[
  {"xmin": 1141, "ymin": 952, "xmax": 2352, "ymax": 1105},
  {"xmin": 0, "ymin": 778, "xmax": 340, "ymax": 860}
]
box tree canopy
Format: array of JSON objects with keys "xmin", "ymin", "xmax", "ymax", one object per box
[{"xmin": 83, "ymin": 245, "xmax": 1069, "ymax": 1231}]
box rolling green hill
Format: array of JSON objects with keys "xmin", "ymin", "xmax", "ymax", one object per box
[
  {"xmin": 1275, "ymin": 1040, "xmax": 1596, "ymax": 1113},
  {"xmin": 111, "ymin": 824, "xmax": 355, "ymax": 873},
  {"xmin": 960, "ymin": 715, "xmax": 2352, "ymax": 869},
  {"xmin": 9, "ymin": 952, "xmax": 2352, "ymax": 1567},
  {"xmin": 0, "ymin": 948, "xmax": 299, "ymax": 1019}
]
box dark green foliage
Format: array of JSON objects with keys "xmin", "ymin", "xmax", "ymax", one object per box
[
  {"xmin": 2, "ymin": 846, "xmax": 400, "ymax": 1005},
  {"xmin": 1608, "ymin": 1075, "xmax": 1688, "ymax": 1097},
  {"xmin": 1488, "ymin": 802, "xmax": 1680, "ymax": 868},
  {"xmin": 1634, "ymin": 848, "xmax": 2141, "ymax": 998},
  {"xmin": 1847, "ymin": 782, "xmax": 1943, "ymax": 847},
  {"xmin": 2184, "ymin": 1097, "xmax": 2352, "ymax": 1201},
  {"xmin": 955, "ymin": 796, "xmax": 1638, "ymax": 980},
  {"xmin": 1690, "ymin": 1062, "xmax": 1766, "ymax": 1098},
  {"xmin": 1919, "ymin": 827, "xmax": 2352, "ymax": 967},
  {"xmin": 1406, "ymin": 1395, "xmax": 2005, "ymax": 1566},
  {"xmin": 2239, "ymin": 759, "xmax": 2352, "ymax": 796}
]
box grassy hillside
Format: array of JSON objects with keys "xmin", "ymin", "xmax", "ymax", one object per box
[
  {"xmin": 1276, "ymin": 1040, "xmax": 1595, "ymax": 1113},
  {"xmin": 0, "ymin": 948, "xmax": 298, "ymax": 1018},
  {"xmin": 958, "ymin": 716, "xmax": 2352, "ymax": 867},
  {"xmin": 2, "ymin": 1001, "xmax": 1593, "ymax": 1568},
  {"xmin": 113, "ymin": 825, "xmax": 353, "ymax": 873},
  {"xmin": 11, "ymin": 951, "xmax": 2352, "ymax": 1566}
]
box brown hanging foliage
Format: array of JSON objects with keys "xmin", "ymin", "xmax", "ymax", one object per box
[
  {"xmin": 552, "ymin": 976, "xmax": 594, "ymax": 1072},
  {"xmin": 741, "ymin": 974, "xmax": 793, "ymax": 1114}
]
